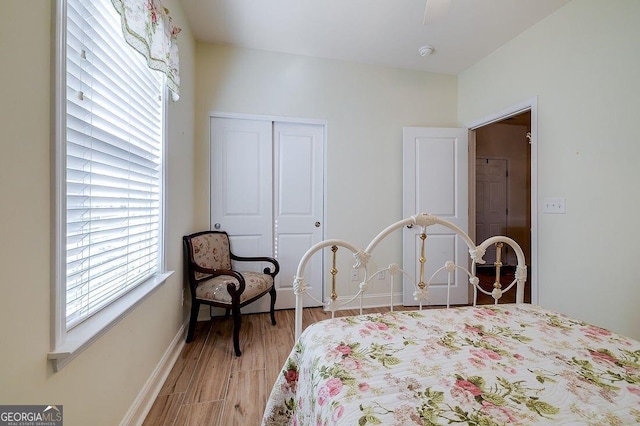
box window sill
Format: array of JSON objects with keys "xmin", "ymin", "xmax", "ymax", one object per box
[{"xmin": 48, "ymin": 271, "xmax": 173, "ymax": 372}]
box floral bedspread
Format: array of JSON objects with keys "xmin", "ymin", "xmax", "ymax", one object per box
[{"xmin": 262, "ymin": 304, "xmax": 640, "ymax": 425}]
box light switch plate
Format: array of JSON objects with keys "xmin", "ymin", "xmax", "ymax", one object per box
[
  {"xmin": 542, "ymin": 197, "xmax": 565, "ymax": 214},
  {"xmin": 351, "ymin": 268, "xmax": 359, "ymax": 281}
]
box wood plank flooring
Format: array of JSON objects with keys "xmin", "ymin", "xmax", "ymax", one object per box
[
  {"xmin": 142, "ymin": 307, "xmax": 367, "ymax": 426},
  {"xmin": 143, "ymin": 271, "xmax": 530, "ymax": 425}
]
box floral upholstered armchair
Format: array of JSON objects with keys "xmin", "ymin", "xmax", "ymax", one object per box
[{"xmin": 183, "ymin": 231, "xmax": 279, "ymax": 356}]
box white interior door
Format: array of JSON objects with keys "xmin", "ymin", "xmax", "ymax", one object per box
[
  {"xmin": 211, "ymin": 117, "xmax": 273, "ymax": 257},
  {"xmin": 402, "ymin": 127, "xmax": 469, "ymax": 305},
  {"xmin": 210, "ymin": 117, "xmax": 324, "ymax": 313},
  {"xmin": 273, "ymin": 122, "xmax": 324, "ymax": 308},
  {"xmin": 475, "ymin": 157, "xmax": 508, "ymax": 264}
]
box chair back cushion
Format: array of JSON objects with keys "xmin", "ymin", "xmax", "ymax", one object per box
[{"xmin": 188, "ymin": 232, "xmax": 232, "ymax": 280}]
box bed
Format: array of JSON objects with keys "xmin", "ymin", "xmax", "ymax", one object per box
[{"xmin": 262, "ymin": 214, "xmax": 640, "ymax": 425}]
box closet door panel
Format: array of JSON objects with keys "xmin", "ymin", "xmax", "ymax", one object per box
[
  {"xmin": 210, "ymin": 117, "xmax": 273, "ymax": 261},
  {"xmin": 273, "ymin": 122, "xmax": 324, "ymax": 308}
]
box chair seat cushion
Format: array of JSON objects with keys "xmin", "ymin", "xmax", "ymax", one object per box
[{"xmin": 195, "ymin": 272, "xmax": 274, "ymax": 304}]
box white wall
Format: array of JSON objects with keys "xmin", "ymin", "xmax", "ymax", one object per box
[
  {"xmin": 459, "ymin": 0, "xmax": 640, "ymax": 339},
  {"xmin": 194, "ymin": 43, "xmax": 458, "ymax": 300},
  {"xmin": 0, "ymin": 1, "xmax": 196, "ymax": 424}
]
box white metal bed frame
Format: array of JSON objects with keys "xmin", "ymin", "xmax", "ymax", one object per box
[{"xmin": 292, "ymin": 213, "xmax": 527, "ymax": 339}]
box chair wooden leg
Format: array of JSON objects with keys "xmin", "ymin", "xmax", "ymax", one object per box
[
  {"xmin": 232, "ymin": 304, "xmax": 242, "ymax": 356},
  {"xmin": 186, "ymin": 301, "xmax": 200, "ymax": 343},
  {"xmin": 269, "ymin": 286, "xmax": 277, "ymax": 326}
]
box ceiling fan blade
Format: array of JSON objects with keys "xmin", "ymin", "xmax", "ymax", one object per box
[{"xmin": 423, "ymin": 0, "xmax": 451, "ymax": 25}]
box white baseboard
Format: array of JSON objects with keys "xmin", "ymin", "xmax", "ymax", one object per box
[{"xmin": 120, "ymin": 321, "xmax": 187, "ymax": 426}]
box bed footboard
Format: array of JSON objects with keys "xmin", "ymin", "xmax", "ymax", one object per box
[{"xmin": 293, "ymin": 213, "xmax": 527, "ymax": 339}]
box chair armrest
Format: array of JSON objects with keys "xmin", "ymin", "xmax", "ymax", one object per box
[{"xmin": 229, "ymin": 254, "xmax": 280, "ymax": 277}]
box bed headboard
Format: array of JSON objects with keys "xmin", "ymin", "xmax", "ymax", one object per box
[{"xmin": 293, "ymin": 213, "xmax": 528, "ymax": 339}]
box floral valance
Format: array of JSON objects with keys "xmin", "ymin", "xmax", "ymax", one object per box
[{"xmin": 110, "ymin": 0, "xmax": 181, "ymax": 98}]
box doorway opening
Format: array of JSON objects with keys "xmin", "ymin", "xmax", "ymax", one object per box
[{"xmin": 472, "ymin": 110, "xmax": 532, "ymax": 303}]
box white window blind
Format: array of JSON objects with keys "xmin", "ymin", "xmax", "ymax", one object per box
[{"xmin": 65, "ymin": 0, "xmax": 164, "ymax": 330}]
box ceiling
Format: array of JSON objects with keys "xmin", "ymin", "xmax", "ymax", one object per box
[{"xmin": 179, "ymin": 0, "xmax": 572, "ymax": 75}]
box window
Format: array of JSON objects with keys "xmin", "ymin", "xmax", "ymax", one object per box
[{"xmin": 50, "ymin": 0, "xmax": 171, "ymax": 371}]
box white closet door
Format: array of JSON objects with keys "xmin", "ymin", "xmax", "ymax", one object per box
[
  {"xmin": 402, "ymin": 127, "xmax": 469, "ymax": 306},
  {"xmin": 210, "ymin": 117, "xmax": 274, "ymax": 266},
  {"xmin": 273, "ymin": 122, "xmax": 324, "ymax": 308},
  {"xmin": 210, "ymin": 117, "xmax": 324, "ymax": 312}
]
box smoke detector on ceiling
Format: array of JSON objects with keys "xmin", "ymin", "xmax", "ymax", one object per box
[{"xmin": 419, "ymin": 45, "xmax": 435, "ymax": 57}]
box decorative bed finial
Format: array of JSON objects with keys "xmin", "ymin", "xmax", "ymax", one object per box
[
  {"xmin": 293, "ymin": 277, "xmax": 307, "ymax": 295},
  {"xmin": 353, "ymin": 250, "xmax": 370, "ymax": 268},
  {"xmin": 469, "ymin": 247, "xmax": 487, "ymax": 264},
  {"xmin": 414, "ymin": 287, "xmax": 429, "ymax": 302},
  {"xmin": 492, "ymin": 287, "xmax": 503, "ymax": 300},
  {"xmin": 413, "ymin": 213, "xmax": 437, "ymax": 228},
  {"xmin": 325, "ymin": 298, "xmax": 338, "ymax": 313},
  {"xmin": 516, "ymin": 265, "xmax": 527, "ymax": 281}
]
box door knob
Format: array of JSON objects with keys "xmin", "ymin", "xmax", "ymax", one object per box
[
  {"xmin": 315, "ymin": 221, "xmax": 321, "ymax": 228},
  {"xmin": 214, "ymin": 223, "xmax": 221, "ymax": 229}
]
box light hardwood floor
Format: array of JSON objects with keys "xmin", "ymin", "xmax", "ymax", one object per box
[
  {"xmin": 141, "ymin": 307, "xmax": 386, "ymax": 426},
  {"xmin": 142, "ymin": 271, "xmax": 528, "ymax": 425}
]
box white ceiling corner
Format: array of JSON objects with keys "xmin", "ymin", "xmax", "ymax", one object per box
[{"xmin": 179, "ymin": 0, "xmax": 572, "ymax": 74}]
